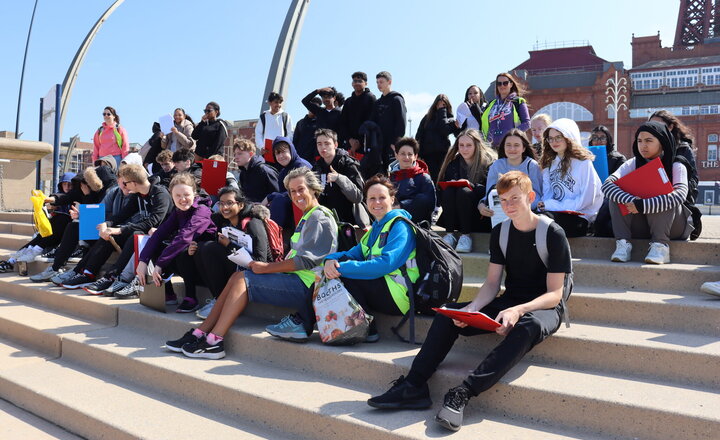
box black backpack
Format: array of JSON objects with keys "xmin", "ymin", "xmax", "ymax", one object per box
[{"xmin": 390, "ymin": 217, "xmax": 463, "ymax": 344}]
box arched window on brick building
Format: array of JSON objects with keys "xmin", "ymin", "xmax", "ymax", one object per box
[{"xmin": 536, "ymin": 102, "xmax": 593, "ymax": 122}]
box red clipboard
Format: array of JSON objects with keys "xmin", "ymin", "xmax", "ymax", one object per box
[
  {"xmin": 438, "ymin": 180, "xmax": 473, "ymax": 190},
  {"xmin": 134, "ymin": 234, "xmax": 150, "ymax": 270},
  {"xmin": 613, "ymin": 157, "xmax": 673, "ymax": 215},
  {"xmin": 263, "ymin": 138, "xmax": 276, "ymax": 163},
  {"xmin": 432, "ymin": 307, "xmax": 501, "ymax": 331},
  {"xmin": 200, "ymin": 159, "xmax": 228, "ymax": 197}
]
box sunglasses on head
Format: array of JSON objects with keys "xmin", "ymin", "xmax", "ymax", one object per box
[{"xmin": 497, "ymin": 81, "xmax": 511, "ymax": 86}]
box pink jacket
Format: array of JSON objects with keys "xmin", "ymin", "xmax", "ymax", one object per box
[{"xmin": 93, "ymin": 122, "xmax": 129, "ymax": 161}]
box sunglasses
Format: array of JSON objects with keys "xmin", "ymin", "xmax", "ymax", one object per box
[
  {"xmin": 203, "ymin": 109, "xmax": 214, "ymax": 114},
  {"xmin": 590, "ymin": 135, "xmax": 607, "ymax": 142},
  {"xmin": 352, "ymin": 79, "xmax": 365, "ymax": 83},
  {"xmin": 497, "ymin": 81, "xmax": 511, "ymax": 86},
  {"xmin": 102, "ymin": 112, "xmax": 112, "ymax": 116}
]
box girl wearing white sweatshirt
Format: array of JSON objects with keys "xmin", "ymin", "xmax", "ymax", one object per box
[{"xmin": 538, "ymin": 118, "xmax": 603, "ymax": 238}]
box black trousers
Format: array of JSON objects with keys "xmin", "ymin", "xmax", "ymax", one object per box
[
  {"xmin": 164, "ymin": 246, "xmax": 201, "ymax": 299},
  {"xmin": 593, "ymin": 200, "xmax": 614, "ymax": 238},
  {"xmin": 340, "ymin": 276, "xmax": 402, "ymax": 333},
  {"xmin": 26, "ymin": 214, "xmax": 72, "ymax": 250},
  {"xmin": 193, "ymin": 241, "xmax": 237, "ymax": 299},
  {"xmin": 543, "ymin": 211, "xmax": 588, "ymax": 238},
  {"xmin": 439, "ymin": 186, "xmax": 490, "ymax": 233},
  {"xmin": 52, "ymin": 222, "xmax": 82, "ymax": 271},
  {"xmin": 406, "ymin": 298, "xmax": 562, "ymax": 397},
  {"xmin": 81, "ymin": 230, "xmax": 133, "ymax": 275}
]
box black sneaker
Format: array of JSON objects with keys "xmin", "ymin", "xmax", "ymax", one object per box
[
  {"xmin": 67, "ymin": 246, "xmax": 87, "ymax": 263},
  {"xmin": 61, "ymin": 272, "xmax": 95, "ymax": 289},
  {"xmin": 165, "ymin": 329, "xmax": 199, "ymax": 353},
  {"xmin": 36, "ymin": 247, "xmax": 58, "ymax": 263},
  {"xmin": 83, "ymin": 276, "xmax": 114, "ymax": 295},
  {"xmin": 181, "ymin": 337, "xmax": 225, "ymax": 359},
  {"xmin": 367, "ymin": 375, "xmax": 432, "ymax": 409},
  {"xmin": 435, "ymin": 385, "xmax": 471, "ymax": 432},
  {"xmin": 175, "ymin": 297, "xmax": 199, "ymax": 313}
]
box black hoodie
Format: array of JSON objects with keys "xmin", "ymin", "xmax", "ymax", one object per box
[
  {"xmin": 340, "ymin": 88, "xmax": 377, "ymax": 143},
  {"xmin": 313, "ymin": 149, "xmax": 364, "ymax": 224},
  {"xmin": 370, "ymin": 91, "xmax": 407, "ymax": 148}
]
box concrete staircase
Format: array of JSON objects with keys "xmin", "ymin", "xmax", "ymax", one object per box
[{"xmin": 0, "ymin": 211, "xmax": 718, "ymax": 439}]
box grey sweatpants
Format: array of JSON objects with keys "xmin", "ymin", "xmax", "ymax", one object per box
[{"xmin": 609, "ymin": 202, "xmax": 693, "ymax": 244}]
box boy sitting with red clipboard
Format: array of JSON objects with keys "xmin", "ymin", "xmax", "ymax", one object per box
[
  {"xmin": 601, "ymin": 121, "xmax": 695, "ymax": 264},
  {"xmin": 368, "ymin": 171, "xmax": 572, "ymax": 432}
]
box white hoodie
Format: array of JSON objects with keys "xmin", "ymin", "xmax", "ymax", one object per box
[{"xmin": 541, "ymin": 118, "xmax": 603, "ymax": 222}]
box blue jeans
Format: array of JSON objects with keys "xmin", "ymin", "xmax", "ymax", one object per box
[
  {"xmin": 245, "ymin": 271, "xmax": 314, "ymax": 334},
  {"xmin": 113, "ymin": 154, "xmax": 123, "ymax": 168}
]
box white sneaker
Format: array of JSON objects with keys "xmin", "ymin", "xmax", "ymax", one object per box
[
  {"xmin": 700, "ymin": 281, "xmax": 720, "ymax": 298},
  {"xmin": 645, "ymin": 242, "xmax": 670, "ymax": 264},
  {"xmin": 18, "ymin": 246, "xmax": 44, "ymax": 263},
  {"xmin": 442, "ymin": 234, "xmax": 457, "ymax": 248},
  {"xmin": 611, "ymin": 239, "xmax": 632, "ymax": 262},
  {"xmin": 455, "ymin": 234, "xmax": 472, "ymax": 253}
]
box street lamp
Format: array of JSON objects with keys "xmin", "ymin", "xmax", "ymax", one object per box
[{"xmin": 605, "ymin": 71, "xmax": 628, "ymax": 145}]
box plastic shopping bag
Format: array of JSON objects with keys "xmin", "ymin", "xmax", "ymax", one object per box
[
  {"xmin": 313, "ymin": 276, "xmax": 373, "ymax": 346},
  {"xmin": 30, "ymin": 190, "xmax": 52, "ymax": 237}
]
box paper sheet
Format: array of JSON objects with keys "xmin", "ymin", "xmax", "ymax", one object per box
[
  {"xmin": 228, "ymin": 247, "xmax": 253, "ymax": 267},
  {"xmin": 488, "ymin": 189, "xmax": 509, "ymax": 227},
  {"xmin": 158, "ymin": 114, "xmax": 173, "ymax": 135}
]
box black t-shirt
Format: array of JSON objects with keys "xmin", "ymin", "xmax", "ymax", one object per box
[{"xmin": 489, "ymin": 220, "xmax": 572, "ymax": 302}]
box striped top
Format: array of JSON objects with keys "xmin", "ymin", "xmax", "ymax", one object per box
[{"xmin": 601, "ymin": 158, "xmax": 688, "ymax": 214}]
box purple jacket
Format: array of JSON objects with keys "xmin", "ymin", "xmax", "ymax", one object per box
[
  {"xmin": 139, "ymin": 197, "xmax": 216, "ymax": 269},
  {"xmin": 485, "ymin": 93, "xmax": 530, "ymax": 147}
]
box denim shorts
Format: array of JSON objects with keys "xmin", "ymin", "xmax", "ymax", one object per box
[{"xmin": 245, "ymin": 271, "xmax": 314, "ymax": 329}]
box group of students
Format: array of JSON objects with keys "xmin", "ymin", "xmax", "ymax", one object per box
[{"xmin": 3, "ymin": 68, "xmax": 706, "ymax": 432}]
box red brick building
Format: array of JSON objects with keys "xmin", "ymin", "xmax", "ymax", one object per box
[{"xmin": 509, "ymin": 34, "xmax": 720, "ymax": 205}]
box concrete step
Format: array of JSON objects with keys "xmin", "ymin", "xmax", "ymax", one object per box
[
  {"xmin": 460, "ymin": 253, "xmax": 720, "ymax": 293},
  {"xmin": 0, "ymin": 232, "xmax": 32, "ymax": 251},
  {"xmin": 0, "ymin": 296, "xmax": 111, "ymax": 356},
  {"xmin": 0, "ymin": 338, "xmax": 299, "ymax": 440},
  {"xmin": 0, "ymin": 221, "xmax": 35, "ymax": 237},
  {"xmin": 445, "ymin": 232, "xmax": 719, "ymax": 265},
  {"xmin": 459, "ymin": 281, "xmax": 720, "ymax": 337},
  {"xmin": 0, "ymin": 212, "xmax": 33, "ymax": 223},
  {"xmin": 3, "ymin": 271, "xmax": 718, "ymax": 390},
  {"xmin": 59, "ymin": 324, "xmax": 609, "ymax": 440},
  {"xmin": 0, "ymin": 397, "xmax": 82, "ymax": 440},
  {"xmin": 0, "ymin": 273, "xmax": 119, "ymax": 325},
  {"xmin": 64, "ymin": 313, "xmax": 718, "ymax": 440}
]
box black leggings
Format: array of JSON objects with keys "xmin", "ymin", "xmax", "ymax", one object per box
[
  {"xmin": 164, "ymin": 248, "xmax": 201, "ymax": 300},
  {"xmin": 26, "ymin": 215, "xmax": 72, "ymax": 250},
  {"xmin": 193, "ymin": 241, "xmax": 237, "ymax": 299},
  {"xmin": 439, "ymin": 186, "xmax": 490, "ymax": 233},
  {"xmin": 406, "ymin": 299, "xmax": 562, "ymax": 396},
  {"xmin": 52, "ymin": 221, "xmax": 82, "ymax": 271}
]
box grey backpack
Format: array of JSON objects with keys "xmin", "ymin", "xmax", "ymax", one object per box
[{"xmin": 499, "ymin": 216, "xmax": 573, "ymax": 327}]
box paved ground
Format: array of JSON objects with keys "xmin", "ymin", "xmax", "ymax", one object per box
[{"xmin": 699, "ymin": 215, "xmax": 720, "ymax": 239}]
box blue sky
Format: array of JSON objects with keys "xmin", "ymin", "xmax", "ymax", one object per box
[{"xmin": 1, "ymin": 0, "xmax": 678, "ymax": 145}]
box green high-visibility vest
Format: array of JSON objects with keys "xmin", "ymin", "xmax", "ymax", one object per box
[
  {"xmin": 286, "ymin": 204, "xmax": 334, "ymax": 288},
  {"xmin": 359, "ymin": 216, "xmax": 419, "ymax": 314},
  {"xmin": 480, "ymin": 97, "xmax": 525, "ymax": 141}
]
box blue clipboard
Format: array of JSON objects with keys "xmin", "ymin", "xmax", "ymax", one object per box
[
  {"xmin": 79, "ymin": 204, "xmax": 105, "ymax": 240},
  {"xmin": 588, "ymin": 145, "xmax": 609, "ymax": 182}
]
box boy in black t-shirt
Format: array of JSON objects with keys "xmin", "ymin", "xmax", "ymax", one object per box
[{"xmin": 368, "ymin": 170, "xmax": 572, "ymax": 432}]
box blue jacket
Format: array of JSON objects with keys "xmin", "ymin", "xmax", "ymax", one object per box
[
  {"xmin": 325, "ymin": 209, "xmax": 415, "ymax": 280},
  {"xmin": 389, "ymin": 160, "xmax": 436, "ymax": 224}
]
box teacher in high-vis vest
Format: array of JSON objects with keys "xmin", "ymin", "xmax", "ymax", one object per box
[
  {"xmin": 164, "ymin": 167, "xmax": 338, "ymax": 359},
  {"xmin": 480, "ymin": 72, "xmax": 530, "ymax": 148},
  {"xmin": 323, "ymin": 174, "xmax": 418, "ymax": 343},
  {"xmin": 93, "ymin": 106, "xmax": 129, "ymax": 166}
]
